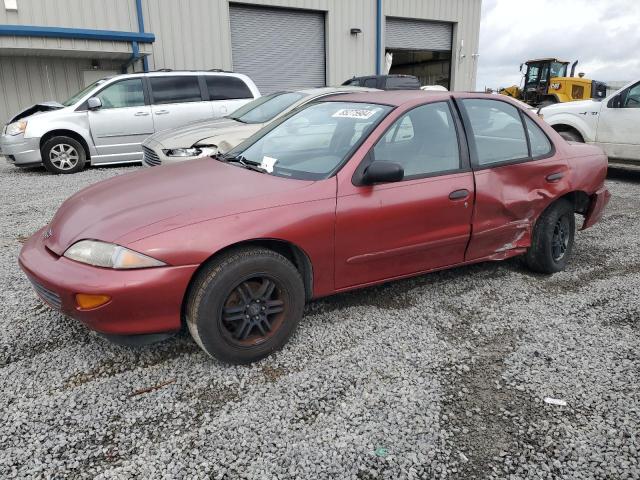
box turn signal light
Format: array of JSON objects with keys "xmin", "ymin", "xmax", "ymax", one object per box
[{"xmin": 75, "ymin": 293, "xmax": 111, "ymax": 310}]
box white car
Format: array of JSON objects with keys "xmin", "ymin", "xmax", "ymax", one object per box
[
  {"xmin": 540, "ymin": 79, "xmax": 640, "ymax": 166},
  {"xmin": 0, "ymin": 71, "xmax": 259, "ymax": 174}
]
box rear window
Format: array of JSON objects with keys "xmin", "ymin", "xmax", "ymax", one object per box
[
  {"xmin": 150, "ymin": 76, "xmax": 202, "ymax": 104},
  {"xmin": 206, "ymin": 76, "xmax": 253, "ymax": 100},
  {"xmin": 385, "ymin": 77, "xmax": 420, "ymax": 90}
]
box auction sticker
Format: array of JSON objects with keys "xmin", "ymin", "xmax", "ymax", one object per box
[
  {"xmin": 260, "ymin": 156, "xmax": 278, "ymax": 173},
  {"xmin": 332, "ymin": 108, "xmax": 378, "ymax": 120}
]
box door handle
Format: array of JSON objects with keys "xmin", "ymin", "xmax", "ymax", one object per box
[
  {"xmin": 546, "ymin": 172, "xmax": 564, "ymax": 182},
  {"xmin": 155, "ymin": 110, "xmax": 170, "ymax": 115},
  {"xmin": 134, "ymin": 111, "xmax": 150, "ymax": 116},
  {"xmin": 449, "ymin": 189, "xmax": 470, "ymax": 200}
]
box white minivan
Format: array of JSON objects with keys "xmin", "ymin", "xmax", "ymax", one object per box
[{"xmin": 0, "ymin": 71, "xmax": 260, "ymax": 174}]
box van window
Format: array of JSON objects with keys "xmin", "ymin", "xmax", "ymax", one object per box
[
  {"xmin": 462, "ymin": 99, "xmax": 529, "ymax": 165},
  {"xmin": 95, "ymin": 79, "xmax": 145, "ymax": 109},
  {"xmin": 149, "ymin": 76, "xmax": 202, "ymax": 104},
  {"xmin": 206, "ymin": 76, "xmax": 253, "ymax": 100}
]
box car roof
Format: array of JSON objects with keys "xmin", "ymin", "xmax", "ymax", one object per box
[
  {"xmin": 320, "ymin": 89, "xmax": 451, "ymax": 106},
  {"xmin": 298, "ymin": 86, "xmax": 380, "ymax": 96}
]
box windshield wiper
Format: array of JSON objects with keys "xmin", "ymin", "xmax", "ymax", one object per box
[
  {"xmin": 226, "ymin": 115, "xmax": 247, "ymax": 123},
  {"xmin": 223, "ymin": 154, "xmax": 267, "ymax": 173}
]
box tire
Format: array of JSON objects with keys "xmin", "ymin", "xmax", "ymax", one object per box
[
  {"xmin": 186, "ymin": 247, "xmax": 305, "ymax": 364},
  {"xmin": 558, "ymin": 130, "xmax": 583, "ymax": 143},
  {"xmin": 525, "ymin": 199, "xmax": 575, "ymax": 274},
  {"xmin": 41, "ymin": 136, "xmax": 87, "ymax": 174}
]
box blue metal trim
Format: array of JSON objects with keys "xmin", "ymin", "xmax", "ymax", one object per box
[
  {"xmin": 375, "ymin": 0, "xmax": 382, "ymax": 75},
  {"xmin": 134, "ymin": 0, "xmax": 149, "ymax": 72},
  {"xmin": 0, "ymin": 24, "xmax": 155, "ymax": 43}
]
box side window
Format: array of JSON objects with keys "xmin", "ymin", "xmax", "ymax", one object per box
[
  {"xmin": 206, "ymin": 76, "xmax": 253, "ymax": 100},
  {"xmin": 363, "ymin": 78, "xmax": 378, "ymax": 88},
  {"xmin": 149, "ymin": 76, "xmax": 202, "ymax": 104},
  {"xmin": 373, "ymin": 102, "xmax": 460, "ymax": 177},
  {"xmin": 524, "ymin": 115, "xmax": 552, "ymax": 157},
  {"xmin": 95, "ymin": 79, "xmax": 144, "ymax": 109},
  {"xmin": 623, "ymin": 82, "xmax": 640, "ymax": 108},
  {"xmin": 462, "ymin": 99, "xmax": 529, "ymax": 165}
]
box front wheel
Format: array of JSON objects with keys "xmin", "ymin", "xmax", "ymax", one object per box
[
  {"xmin": 41, "ymin": 136, "xmax": 87, "ymax": 174},
  {"xmin": 558, "ymin": 130, "xmax": 583, "ymax": 143},
  {"xmin": 525, "ymin": 199, "xmax": 575, "ymax": 274},
  {"xmin": 186, "ymin": 247, "xmax": 305, "ymax": 364}
]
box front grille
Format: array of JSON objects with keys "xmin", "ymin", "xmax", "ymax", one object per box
[
  {"xmin": 29, "ymin": 278, "xmax": 62, "ymax": 310},
  {"xmin": 142, "ymin": 146, "xmax": 161, "ymax": 166}
]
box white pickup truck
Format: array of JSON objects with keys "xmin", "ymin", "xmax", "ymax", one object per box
[{"xmin": 540, "ymin": 79, "xmax": 640, "ymax": 167}]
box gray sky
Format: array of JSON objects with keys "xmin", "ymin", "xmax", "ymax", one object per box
[{"xmin": 476, "ymin": 0, "xmax": 640, "ymax": 91}]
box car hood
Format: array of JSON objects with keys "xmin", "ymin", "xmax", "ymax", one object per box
[
  {"xmin": 7, "ymin": 101, "xmax": 65, "ymax": 123},
  {"xmin": 149, "ymin": 117, "xmax": 259, "ymax": 149},
  {"xmin": 541, "ymin": 99, "xmax": 602, "ymax": 116},
  {"xmin": 44, "ymin": 158, "xmax": 316, "ymax": 255}
]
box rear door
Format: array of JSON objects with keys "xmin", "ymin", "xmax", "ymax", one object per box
[
  {"xmin": 595, "ymin": 81, "xmax": 640, "ymax": 161},
  {"xmin": 87, "ymin": 77, "xmax": 154, "ymax": 163},
  {"xmin": 149, "ymin": 75, "xmax": 211, "ymax": 132},
  {"xmin": 204, "ymin": 75, "xmax": 255, "ymax": 117},
  {"xmin": 334, "ymin": 101, "xmax": 474, "ymax": 289},
  {"xmin": 457, "ymin": 97, "xmax": 570, "ymax": 260}
]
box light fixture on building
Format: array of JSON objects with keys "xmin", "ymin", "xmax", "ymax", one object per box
[
  {"xmin": 91, "ymin": 59, "xmax": 100, "ymax": 70},
  {"xmin": 4, "ymin": 0, "xmax": 18, "ymax": 11},
  {"xmin": 350, "ymin": 28, "xmax": 362, "ymax": 36}
]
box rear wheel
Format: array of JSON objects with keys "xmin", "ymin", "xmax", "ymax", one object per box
[
  {"xmin": 41, "ymin": 136, "xmax": 87, "ymax": 174},
  {"xmin": 525, "ymin": 199, "xmax": 575, "ymax": 274},
  {"xmin": 186, "ymin": 247, "xmax": 305, "ymax": 364},
  {"xmin": 558, "ymin": 130, "xmax": 583, "ymax": 143}
]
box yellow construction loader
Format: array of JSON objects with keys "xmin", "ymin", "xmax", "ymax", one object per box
[{"xmin": 499, "ymin": 58, "xmax": 607, "ymax": 107}]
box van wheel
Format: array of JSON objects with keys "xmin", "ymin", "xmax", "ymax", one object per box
[
  {"xmin": 41, "ymin": 136, "xmax": 87, "ymax": 174},
  {"xmin": 525, "ymin": 199, "xmax": 575, "ymax": 274},
  {"xmin": 186, "ymin": 247, "xmax": 305, "ymax": 364},
  {"xmin": 558, "ymin": 130, "xmax": 583, "ymax": 143}
]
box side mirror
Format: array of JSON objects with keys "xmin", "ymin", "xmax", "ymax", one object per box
[
  {"xmin": 362, "ymin": 161, "xmax": 404, "ymax": 185},
  {"xmin": 87, "ymin": 97, "xmax": 102, "ymax": 110}
]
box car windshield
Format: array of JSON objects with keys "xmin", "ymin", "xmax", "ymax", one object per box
[
  {"xmin": 62, "ymin": 78, "xmax": 110, "ymax": 106},
  {"xmin": 225, "ymin": 101, "xmax": 392, "ymax": 180},
  {"xmin": 227, "ymin": 92, "xmax": 307, "ymax": 124}
]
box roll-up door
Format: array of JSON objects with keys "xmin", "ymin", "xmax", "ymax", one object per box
[
  {"xmin": 229, "ymin": 4, "xmax": 326, "ymax": 94},
  {"xmin": 386, "ymin": 17, "xmax": 452, "ymax": 51}
]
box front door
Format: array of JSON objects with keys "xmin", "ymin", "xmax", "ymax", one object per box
[
  {"xmin": 88, "ymin": 78, "xmax": 154, "ymax": 163},
  {"xmin": 335, "ymin": 101, "xmax": 474, "ymax": 289},
  {"xmin": 457, "ymin": 97, "xmax": 570, "ymax": 260},
  {"xmin": 595, "ymin": 81, "xmax": 640, "ymax": 161}
]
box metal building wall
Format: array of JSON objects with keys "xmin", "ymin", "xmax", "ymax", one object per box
[
  {"xmin": 0, "ymin": 56, "xmax": 121, "ymax": 123},
  {"xmin": 0, "ymin": 0, "xmax": 150, "ymax": 56},
  {"xmin": 140, "ymin": 0, "xmax": 479, "ymax": 90}
]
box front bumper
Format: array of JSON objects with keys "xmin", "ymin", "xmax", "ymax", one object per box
[
  {"xmin": 0, "ymin": 134, "xmax": 42, "ymax": 166},
  {"xmin": 18, "ymin": 227, "xmax": 198, "ymax": 336},
  {"xmin": 581, "ymin": 186, "xmax": 611, "ymax": 230}
]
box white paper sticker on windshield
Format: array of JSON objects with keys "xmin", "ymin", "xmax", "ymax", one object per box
[
  {"xmin": 260, "ymin": 156, "xmax": 277, "ymax": 173},
  {"xmin": 332, "ymin": 108, "xmax": 377, "ymax": 120}
]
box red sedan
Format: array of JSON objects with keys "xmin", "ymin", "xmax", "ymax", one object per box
[{"xmin": 19, "ymin": 91, "xmax": 610, "ymax": 364}]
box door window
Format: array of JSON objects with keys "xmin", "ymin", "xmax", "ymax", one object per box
[
  {"xmin": 149, "ymin": 76, "xmax": 202, "ymax": 104},
  {"xmin": 206, "ymin": 76, "xmax": 253, "ymax": 100},
  {"xmin": 462, "ymin": 99, "xmax": 529, "ymax": 165},
  {"xmin": 623, "ymin": 83, "xmax": 640, "ymax": 108},
  {"xmin": 95, "ymin": 79, "xmax": 145, "ymax": 109},
  {"xmin": 524, "ymin": 115, "xmax": 552, "ymax": 157},
  {"xmin": 363, "ymin": 78, "xmax": 378, "ymax": 88},
  {"xmin": 373, "ymin": 102, "xmax": 460, "ymax": 177}
]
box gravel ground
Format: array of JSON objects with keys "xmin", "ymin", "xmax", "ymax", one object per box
[{"xmin": 0, "ymin": 162, "xmax": 638, "ymax": 479}]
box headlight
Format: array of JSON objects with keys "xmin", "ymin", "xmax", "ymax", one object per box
[
  {"xmin": 163, "ymin": 146, "xmax": 217, "ymax": 158},
  {"xmin": 5, "ymin": 120, "xmax": 27, "ymax": 136},
  {"xmin": 63, "ymin": 240, "xmax": 166, "ymax": 269}
]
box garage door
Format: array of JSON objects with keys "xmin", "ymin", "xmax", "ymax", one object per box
[
  {"xmin": 386, "ymin": 17, "xmax": 452, "ymax": 51},
  {"xmin": 229, "ymin": 4, "xmax": 326, "ymax": 94}
]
